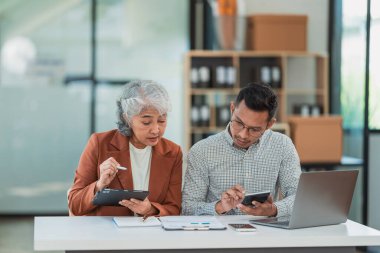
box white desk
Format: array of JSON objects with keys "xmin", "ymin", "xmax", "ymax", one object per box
[{"xmin": 34, "ymin": 215, "xmax": 380, "ymax": 253}]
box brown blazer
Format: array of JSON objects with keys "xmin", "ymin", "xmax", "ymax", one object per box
[{"xmin": 68, "ymin": 129, "xmax": 182, "ymax": 216}]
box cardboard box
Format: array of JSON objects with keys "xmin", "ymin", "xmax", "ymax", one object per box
[
  {"xmin": 288, "ymin": 116, "xmax": 343, "ymax": 163},
  {"xmin": 247, "ymin": 14, "xmax": 307, "ymax": 51}
]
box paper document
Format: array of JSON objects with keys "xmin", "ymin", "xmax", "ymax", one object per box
[
  {"xmin": 113, "ymin": 216, "xmax": 161, "ymax": 227},
  {"xmin": 159, "ymin": 216, "xmax": 226, "ymax": 231}
]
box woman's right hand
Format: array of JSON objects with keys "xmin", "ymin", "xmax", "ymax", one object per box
[{"xmin": 95, "ymin": 157, "xmax": 120, "ymax": 192}]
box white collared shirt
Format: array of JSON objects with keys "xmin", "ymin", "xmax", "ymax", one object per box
[{"xmin": 182, "ymin": 125, "xmax": 301, "ymax": 217}]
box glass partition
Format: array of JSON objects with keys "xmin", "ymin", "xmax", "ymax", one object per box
[
  {"xmin": 0, "ymin": 0, "xmax": 188, "ymax": 214},
  {"xmin": 0, "ymin": 0, "xmax": 91, "ymax": 213},
  {"xmin": 340, "ymin": 0, "xmax": 368, "ymax": 223},
  {"xmin": 95, "ymin": 0, "xmax": 188, "ymax": 146},
  {"xmin": 369, "ymin": 0, "xmax": 380, "ymax": 130}
]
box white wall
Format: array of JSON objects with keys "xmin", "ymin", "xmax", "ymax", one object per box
[{"xmin": 244, "ymin": 0, "xmax": 329, "ymax": 53}]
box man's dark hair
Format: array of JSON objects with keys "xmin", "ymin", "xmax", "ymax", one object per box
[{"xmin": 234, "ymin": 82, "xmax": 278, "ymax": 121}]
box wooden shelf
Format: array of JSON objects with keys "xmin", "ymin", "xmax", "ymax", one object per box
[
  {"xmin": 184, "ymin": 50, "xmax": 329, "ymax": 149},
  {"xmin": 272, "ymin": 123, "xmax": 290, "ymax": 136},
  {"xmin": 286, "ymin": 88, "xmax": 326, "ymax": 95},
  {"xmin": 188, "ymin": 50, "xmax": 327, "ymax": 58},
  {"xmin": 191, "ymin": 88, "xmax": 240, "ymax": 95},
  {"xmin": 191, "ymin": 123, "xmax": 290, "ymax": 136},
  {"xmin": 191, "ymin": 88, "xmax": 283, "ymax": 96},
  {"xmin": 191, "ymin": 127, "xmax": 225, "ymax": 133}
]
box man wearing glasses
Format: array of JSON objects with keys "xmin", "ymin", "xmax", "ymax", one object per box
[{"xmin": 182, "ymin": 83, "xmax": 301, "ymax": 217}]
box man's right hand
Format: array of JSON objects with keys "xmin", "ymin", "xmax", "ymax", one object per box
[
  {"xmin": 95, "ymin": 157, "xmax": 120, "ymax": 192},
  {"xmin": 215, "ymin": 184, "xmax": 245, "ymax": 214}
]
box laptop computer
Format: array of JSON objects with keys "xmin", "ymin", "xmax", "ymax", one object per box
[{"xmin": 250, "ymin": 170, "xmax": 358, "ymax": 229}]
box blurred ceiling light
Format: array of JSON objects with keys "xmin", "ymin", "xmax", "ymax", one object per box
[{"xmin": 1, "ymin": 36, "xmax": 36, "ymax": 75}]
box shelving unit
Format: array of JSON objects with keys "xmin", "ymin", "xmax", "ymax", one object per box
[{"xmin": 184, "ymin": 50, "xmax": 329, "ymax": 149}]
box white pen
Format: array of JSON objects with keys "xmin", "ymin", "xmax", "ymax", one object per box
[{"xmin": 116, "ymin": 166, "xmax": 127, "ymax": 171}]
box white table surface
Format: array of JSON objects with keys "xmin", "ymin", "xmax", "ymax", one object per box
[{"xmin": 34, "ymin": 215, "xmax": 380, "ymax": 251}]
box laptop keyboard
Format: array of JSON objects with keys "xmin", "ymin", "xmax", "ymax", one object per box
[
  {"xmin": 250, "ymin": 217, "xmax": 290, "ymax": 226},
  {"xmin": 271, "ymin": 221, "xmax": 289, "ymax": 226}
]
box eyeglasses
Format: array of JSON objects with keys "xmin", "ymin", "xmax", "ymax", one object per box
[{"xmin": 230, "ymin": 119, "xmax": 266, "ymax": 137}]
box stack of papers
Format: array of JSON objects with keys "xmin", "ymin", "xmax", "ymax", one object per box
[
  {"xmin": 159, "ymin": 216, "xmax": 226, "ymax": 231},
  {"xmin": 113, "ymin": 217, "xmax": 161, "ymax": 227}
]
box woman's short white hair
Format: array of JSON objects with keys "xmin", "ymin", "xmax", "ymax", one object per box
[{"xmin": 116, "ymin": 80, "xmax": 171, "ymax": 136}]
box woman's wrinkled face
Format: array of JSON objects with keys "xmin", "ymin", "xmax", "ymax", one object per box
[{"xmin": 129, "ymin": 107, "xmax": 167, "ymax": 148}]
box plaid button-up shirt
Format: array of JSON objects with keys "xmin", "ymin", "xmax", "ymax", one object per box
[{"xmin": 182, "ymin": 126, "xmax": 301, "ymax": 217}]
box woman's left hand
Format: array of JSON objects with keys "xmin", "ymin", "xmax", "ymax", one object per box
[{"xmin": 119, "ymin": 198, "xmax": 157, "ymax": 216}]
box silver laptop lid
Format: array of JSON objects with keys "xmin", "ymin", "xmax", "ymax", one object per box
[{"xmin": 289, "ymin": 170, "xmax": 358, "ymax": 229}]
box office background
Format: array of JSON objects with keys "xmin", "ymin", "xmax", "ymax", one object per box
[{"xmin": 0, "ymin": 0, "xmax": 379, "ymax": 252}]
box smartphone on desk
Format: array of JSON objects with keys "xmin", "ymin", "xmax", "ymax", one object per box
[
  {"xmin": 229, "ymin": 223, "xmax": 257, "ymax": 232},
  {"xmin": 241, "ymin": 191, "xmax": 270, "ymax": 206}
]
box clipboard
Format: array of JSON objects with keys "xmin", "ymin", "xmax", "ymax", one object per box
[
  {"xmin": 92, "ymin": 188, "xmax": 149, "ymax": 206},
  {"xmin": 159, "ymin": 216, "xmax": 227, "ymax": 231}
]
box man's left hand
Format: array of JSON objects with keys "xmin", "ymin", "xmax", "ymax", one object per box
[{"xmin": 237, "ymin": 195, "xmax": 277, "ymax": 217}]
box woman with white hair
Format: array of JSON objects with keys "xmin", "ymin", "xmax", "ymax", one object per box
[{"xmin": 68, "ymin": 80, "xmax": 182, "ymax": 217}]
